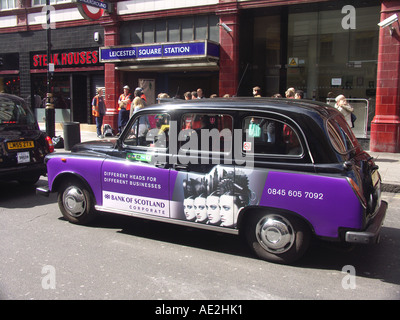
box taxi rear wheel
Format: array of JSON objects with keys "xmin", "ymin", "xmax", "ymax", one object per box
[
  {"xmin": 58, "ymin": 179, "xmax": 95, "ymax": 225},
  {"xmin": 244, "ymin": 211, "xmax": 310, "ymax": 264}
]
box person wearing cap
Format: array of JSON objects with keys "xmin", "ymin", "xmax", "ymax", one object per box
[
  {"xmin": 117, "ymin": 85, "xmax": 132, "ymax": 134},
  {"xmin": 134, "ymin": 87, "xmax": 147, "ymax": 104}
]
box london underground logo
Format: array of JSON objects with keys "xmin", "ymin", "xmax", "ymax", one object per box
[{"xmin": 74, "ymin": 0, "xmax": 112, "ymax": 21}]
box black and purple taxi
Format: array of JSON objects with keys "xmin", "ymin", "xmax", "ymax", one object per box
[
  {"xmin": 0, "ymin": 93, "xmax": 54, "ymax": 184},
  {"xmin": 37, "ymin": 98, "xmax": 387, "ymax": 264}
]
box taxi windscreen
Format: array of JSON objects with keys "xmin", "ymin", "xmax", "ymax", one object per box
[{"xmin": 0, "ymin": 97, "xmax": 36, "ymax": 126}]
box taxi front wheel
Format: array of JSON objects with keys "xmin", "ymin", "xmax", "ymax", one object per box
[
  {"xmin": 244, "ymin": 212, "xmax": 310, "ymax": 264},
  {"xmin": 58, "ymin": 179, "xmax": 95, "ymax": 225}
]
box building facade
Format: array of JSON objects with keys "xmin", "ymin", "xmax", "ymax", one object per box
[{"xmin": 0, "ymin": 0, "xmax": 399, "ymax": 152}]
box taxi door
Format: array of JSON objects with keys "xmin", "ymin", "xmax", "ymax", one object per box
[
  {"xmin": 100, "ymin": 112, "xmax": 171, "ymax": 219},
  {"xmin": 168, "ymin": 112, "xmax": 238, "ymax": 228}
]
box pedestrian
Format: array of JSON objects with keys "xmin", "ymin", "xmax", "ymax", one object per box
[
  {"xmin": 197, "ymin": 88, "xmax": 205, "ymax": 99},
  {"xmin": 334, "ymin": 94, "xmax": 354, "ymax": 127},
  {"xmin": 285, "ymin": 87, "xmax": 295, "ymax": 98},
  {"xmin": 184, "ymin": 91, "xmax": 191, "ymax": 100},
  {"xmin": 117, "ymin": 85, "xmax": 132, "ymax": 135},
  {"xmin": 130, "ymin": 96, "xmax": 146, "ymax": 117},
  {"xmin": 134, "ymin": 87, "xmax": 147, "ymax": 104},
  {"xmin": 191, "ymin": 91, "xmax": 198, "ymax": 99},
  {"xmin": 156, "ymin": 92, "xmax": 170, "ymax": 104},
  {"xmin": 253, "ymin": 86, "xmax": 262, "ymax": 97},
  {"xmin": 92, "ymin": 88, "xmax": 106, "ymax": 138},
  {"xmin": 295, "ymin": 90, "xmax": 304, "ymax": 99}
]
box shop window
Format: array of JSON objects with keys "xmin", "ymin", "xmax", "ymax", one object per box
[
  {"xmin": 243, "ymin": 117, "xmax": 303, "ymax": 157},
  {"xmin": 286, "ymin": 5, "xmax": 379, "ymax": 101},
  {"xmin": 0, "ymin": 76, "xmax": 20, "ymax": 95}
]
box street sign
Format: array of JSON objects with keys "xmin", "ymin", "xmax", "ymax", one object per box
[{"xmin": 74, "ymin": 0, "xmax": 112, "ymax": 21}]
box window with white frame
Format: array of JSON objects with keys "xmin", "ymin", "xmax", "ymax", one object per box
[
  {"xmin": 32, "ymin": 0, "xmax": 69, "ymax": 6},
  {"xmin": 0, "ymin": 0, "xmax": 17, "ymax": 10}
]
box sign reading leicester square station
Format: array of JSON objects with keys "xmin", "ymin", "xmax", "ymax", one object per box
[{"xmin": 99, "ymin": 40, "xmax": 220, "ymax": 62}]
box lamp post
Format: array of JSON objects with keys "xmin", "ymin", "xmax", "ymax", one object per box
[{"xmin": 45, "ymin": 0, "xmax": 55, "ymax": 138}]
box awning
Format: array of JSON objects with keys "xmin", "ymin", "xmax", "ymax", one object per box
[{"xmin": 116, "ymin": 61, "xmax": 219, "ymax": 72}]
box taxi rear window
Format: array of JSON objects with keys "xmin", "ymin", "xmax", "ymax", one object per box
[
  {"xmin": 0, "ymin": 97, "xmax": 36, "ymax": 125},
  {"xmin": 243, "ymin": 116, "xmax": 303, "ymax": 156},
  {"xmin": 326, "ymin": 115, "xmax": 358, "ymax": 155}
]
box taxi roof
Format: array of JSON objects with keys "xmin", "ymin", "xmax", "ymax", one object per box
[{"xmin": 143, "ymin": 97, "xmax": 336, "ymax": 120}]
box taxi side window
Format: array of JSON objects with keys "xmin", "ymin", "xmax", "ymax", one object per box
[
  {"xmin": 244, "ymin": 116, "xmax": 303, "ymax": 156},
  {"xmin": 123, "ymin": 113, "xmax": 170, "ymax": 148},
  {"xmin": 179, "ymin": 113, "xmax": 233, "ymax": 153}
]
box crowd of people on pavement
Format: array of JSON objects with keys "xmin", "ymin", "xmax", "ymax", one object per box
[
  {"xmin": 91, "ymin": 83, "xmax": 356, "ymax": 138},
  {"xmin": 252, "ymin": 85, "xmax": 355, "ymax": 128}
]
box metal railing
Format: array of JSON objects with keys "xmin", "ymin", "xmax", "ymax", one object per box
[{"xmin": 326, "ymin": 98, "xmax": 369, "ymax": 139}]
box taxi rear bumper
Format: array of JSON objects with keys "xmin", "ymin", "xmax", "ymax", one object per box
[{"xmin": 345, "ymin": 200, "xmax": 388, "ymax": 244}]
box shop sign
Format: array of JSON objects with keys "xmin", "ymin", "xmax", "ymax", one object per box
[
  {"xmin": 30, "ymin": 49, "xmax": 100, "ymax": 69},
  {"xmin": 100, "ymin": 41, "xmax": 219, "ymax": 63}
]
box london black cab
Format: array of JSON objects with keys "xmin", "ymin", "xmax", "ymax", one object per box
[
  {"xmin": 0, "ymin": 93, "xmax": 54, "ymax": 184},
  {"xmin": 37, "ymin": 98, "xmax": 387, "ymax": 264}
]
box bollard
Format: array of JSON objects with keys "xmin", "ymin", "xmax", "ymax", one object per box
[{"xmin": 63, "ymin": 122, "xmax": 81, "ymax": 151}]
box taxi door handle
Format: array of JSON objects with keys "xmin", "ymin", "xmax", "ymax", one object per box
[
  {"xmin": 155, "ymin": 162, "xmax": 168, "ymax": 169},
  {"xmin": 173, "ymin": 164, "xmax": 188, "ymax": 171}
]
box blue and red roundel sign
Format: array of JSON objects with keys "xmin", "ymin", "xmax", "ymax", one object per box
[{"xmin": 76, "ymin": 0, "xmax": 111, "ymax": 21}]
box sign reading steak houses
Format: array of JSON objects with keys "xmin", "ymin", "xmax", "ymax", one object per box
[{"xmin": 31, "ymin": 50, "xmax": 99, "ymax": 69}]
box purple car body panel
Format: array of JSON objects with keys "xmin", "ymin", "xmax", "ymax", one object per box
[
  {"xmin": 47, "ymin": 155, "xmax": 105, "ymax": 203},
  {"xmin": 259, "ymin": 171, "xmax": 363, "ymax": 238}
]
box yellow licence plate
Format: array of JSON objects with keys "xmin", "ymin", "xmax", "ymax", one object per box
[{"xmin": 7, "ymin": 141, "xmax": 34, "ymax": 150}]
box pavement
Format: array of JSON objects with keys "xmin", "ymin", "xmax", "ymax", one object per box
[{"xmin": 49, "ymin": 127, "xmax": 400, "ymax": 193}]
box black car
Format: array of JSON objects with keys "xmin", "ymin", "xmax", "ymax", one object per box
[
  {"xmin": 0, "ymin": 93, "xmax": 54, "ymax": 184},
  {"xmin": 38, "ymin": 98, "xmax": 386, "ymax": 264}
]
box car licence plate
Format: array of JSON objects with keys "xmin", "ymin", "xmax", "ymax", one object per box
[
  {"xmin": 17, "ymin": 151, "xmax": 30, "ymax": 164},
  {"xmin": 7, "ymin": 141, "xmax": 34, "ymax": 150}
]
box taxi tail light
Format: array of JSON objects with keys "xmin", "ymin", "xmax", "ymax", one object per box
[
  {"xmin": 347, "ymin": 177, "xmax": 367, "ymax": 208},
  {"xmin": 45, "ymin": 136, "xmax": 55, "ymax": 153}
]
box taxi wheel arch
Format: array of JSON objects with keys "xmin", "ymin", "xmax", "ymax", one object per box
[
  {"xmin": 57, "ymin": 175, "xmax": 96, "ymax": 225},
  {"xmin": 241, "ymin": 208, "xmax": 311, "ymax": 264}
]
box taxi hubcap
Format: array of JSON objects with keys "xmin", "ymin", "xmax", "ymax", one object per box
[
  {"xmin": 63, "ymin": 186, "xmax": 86, "ymax": 217},
  {"xmin": 256, "ymin": 215, "xmax": 295, "ymax": 253}
]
